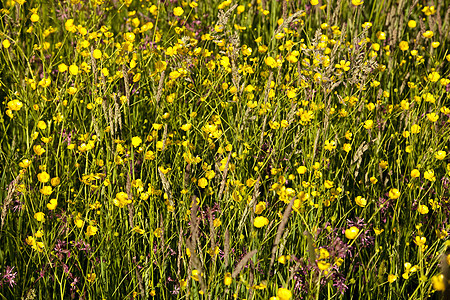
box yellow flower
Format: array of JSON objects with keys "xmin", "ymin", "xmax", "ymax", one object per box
[
  {"xmin": 335, "ymin": 60, "xmax": 350, "ymax": 71},
  {"xmin": 431, "ymin": 42, "xmax": 440, "ymax": 48},
  {"xmin": 173, "ymin": 7, "xmax": 184, "ymax": 16},
  {"xmin": 92, "ymin": 49, "xmax": 102, "ymax": 59},
  {"xmin": 124, "ymin": 32, "xmax": 135, "ymax": 42},
  {"xmin": 47, "ymin": 198, "xmax": 57, "ymax": 210},
  {"xmin": 297, "ymin": 166, "xmax": 307, "ymax": 174},
  {"xmin": 343, "ymin": 143, "xmax": 351, "ymax": 153},
  {"xmin": 254, "ymin": 216, "xmax": 269, "ymax": 228},
  {"xmin": 411, "ymin": 169, "xmax": 420, "ymax": 178},
  {"xmin": 69, "ymin": 64, "xmax": 79, "ymax": 76},
  {"xmin": 417, "ymin": 204, "xmax": 429, "ymax": 215},
  {"xmin": 30, "ymin": 13, "xmax": 39, "ymax": 22},
  {"xmin": 352, "ymin": 0, "xmax": 363, "ymax": 5},
  {"xmin": 113, "ymin": 192, "xmax": 132, "ymax": 208},
  {"xmin": 374, "ymin": 228, "xmax": 384, "ymax": 235},
  {"xmin": 324, "ymin": 140, "xmax": 336, "ymax": 151},
  {"xmin": 355, "ymin": 196, "xmax": 367, "ymax": 208},
  {"xmin": 388, "ymin": 188, "xmax": 400, "ymax": 200},
  {"xmin": 2, "ymin": 39, "xmax": 11, "ymax": 49},
  {"xmin": 40, "ymin": 186, "xmax": 52, "ymax": 195},
  {"xmin": 197, "ymin": 177, "xmax": 208, "ymax": 188},
  {"xmin": 19, "ymin": 159, "xmax": 31, "ymax": 168},
  {"xmin": 432, "ymin": 274, "xmax": 446, "ymax": 291},
  {"xmin": 345, "ymin": 226, "xmax": 359, "ymax": 239},
  {"xmin": 363, "ymin": 120, "xmax": 374, "ymax": 130},
  {"xmin": 131, "ymin": 136, "xmax": 142, "ymax": 147},
  {"xmin": 324, "ymin": 180, "xmax": 333, "ymax": 189},
  {"xmin": 428, "ymin": 72, "xmax": 440, "ymax": 82},
  {"xmin": 255, "ymin": 202, "xmax": 267, "ymax": 214},
  {"xmin": 34, "ymin": 212, "xmax": 45, "ymax": 222},
  {"xmin": 224, "ymin": 272, "xmax": 232, "ymax": 285},
  {"xmin": 426, "ymin": 113, "xmax": 439, "ymax": 122},
  {"xmin": 408, "ymin": 20, "xmax": 416, "ymax": 28},
  {"xmin": 424, "ymin": 170, "xmax": 436, "ymax": 182},
  {"xmin": 317, "ymin": 260, "xmax": 330, "ymax": 270},
  {"xmin": 435, "ymin": 151, "xmax": 446, "ymax": 160},
  {"xmin": 7, "ymin": 100, "xmax": 23, "ymax": 111},
  {"xmin": 277, "ymin": 288, "xmax": 292, "ymax": 300},
  {"xmin": 388, "ymin": 274, "xmax": 397, "ymax": 283},
  {"xmin": 37, "ymin": 171, "xmax": 50, "ymax": 183},
  {"xmin": 422, "ymin": 30, "xmax": 433, "ymax": 38},
  {"xmin": 399, "ymin": 41, "xmax": 409, "ymax": 51},
  {"xmin": 379, "ymin": 160, "xmax": 388, "ymax": 170},
  {"xmin": 265, "ymin": 56, "xmax": 279, "ymax": 68},
  {"xmin": 411, "ymin": 124, "xmax": 420, "ymax": 133},
  {"xmin": 86, "ymin": 225, "xmax": 98, "ymax": 237},
  {"xmin": 86, "ymin": 273, "xmax": 96, "ymax": 282}
]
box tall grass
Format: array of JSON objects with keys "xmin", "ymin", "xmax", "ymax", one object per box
[{"xmin": 1, "ymin": 0, "xmax": 450, "ymax": 299}]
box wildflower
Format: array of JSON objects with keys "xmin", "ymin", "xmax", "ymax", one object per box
[
  {"xmin": 69, "ymin": 64, "xmax": 79, "ymax": 76},
  {"xmin": 113, "ymin": 192, "xmax": 132, "ymax": 208},
  {"xmin": 34, "ymin": 212, "xmax": 45, "ymax": 222},
  {"xmin": 414, "ymin": 236, "xmax": 426, "ymax": 249},
  {"xmin": 224, "ymin": 272, "xmax": 232, "ymax": 285},
  {"xmin": 124, "ymin": 32, "xmax": 135, "ymax": 43},
  {"xmin": 435, "ymin": 151, "xmax": 446, "ymax": 160},
  {"xmin": 411, "ymin": 169, "xmax": 420, "ymax": 178},
  {"xmin": 86, "ymin": 273, "xmax": 96, "ymax": 282},
  {"xmin": 431, "ymin": 42, "xmax": 440, "ymax": 48},
  {"xmin": 424, "ymin": 170, "xmax": 436, "ymax": 182},
  {"xmin": 173, "ymin": 7, "xmax": 184, "ymax": 16},
  {"xmin": 408, "ymin": 20, "xmax": 416, "ymax": 28},
  {"xmin": 426, "ymin": 113, "xmax": 439, "ymax": 122},
  {"xmin": 363, "ymin": 120, "xmax": 373, "ymax": 130},
  {"xmin": 255, "ymin": 202, "xmax": 266, "ymax": 214},
  {"xmin": 40, "ymin": 186, "xmax": 52, "ymax": 195},
  {"xmin": 343, "ymin": 143, "xmax": 351, "ymax": 153},
  {"xmin": 417, "ymin": 205, "xmax": 429, "ymax": 215},
  {"xmin": 277, "ymin": 288, "xmax": 292, "ymax": 300},
  {"xmin": 324, "ymin": 140, "xmax": 336, "ymax": 151},
  {"xmin": 345, "ymin": 226, "xmax": 359, "ymax": 239},
  {"xmin": 411, "ymin": 124, "xmax": 420, "ymax": 133},
  {"xmin": 254, "ymin": 216, "xmax": 269, "ymax": 228},
  {"xmin": 86, "ymin": 225, "xmax": 98, "ymax": 237},
  {"xmin": 355, "ymin": 196, "xmax": 367, "ymax": 208},
  {"xmin": 37, "ymin": 171, "xmax": 50, "ymax": 183},
  {"xmin": 92, "ymin": 49, "xmax": 102, "ymax": 59},
  {"xmin": 422, "ymin": 31, "xmax": 433, "ymax": 38},
  {"xmin": 47, "ymin": 198, "xmax": 57, "ymax": 210},
  {"xmin": 335, "ymin": 60, "xmax": 350, "ymax": 71},
  {"xmin": 7, "ymin": 100, "xmax": 23, "ymax": 111},
  {"xmin": 131, "ymin": 136, "xmax": 142, "ymax": 147},
  {"xmin": 310, "ymin": 0, "xmax": 319, "ymax": 5},
  {"xmin": 428, "ymin": 72, "xmax": 440, "ymax": 82},
  {"xmin": 379, "ymin": 160, "xmax": 388, "ymax": 170},
  {"xmin": 431, "ymin": 274, "xmax": 445, "ymax": 291},
  {"xmin": 324, "ymin": 180, "xmax": 333, "ymax": 189},
  {"xmin": 352, "ymin": 0, "xmax": 363, "ymax": 5},
  {"xmin": 388, "ymin": 274, "xmax": 397, "ymax": 283},
  {"xmin": 30, "ymin": 13, "xmax": 39, "ymax": 22},
  {"xmin": 317, "ymin": 260, "xmax": 330, "ymax": 270},
  {"xmin": 374, "ymin": 228, "xmax": 384, "ymax": 235},
  {"xmin": 399, "ymin": 41, "xmax": 409, "ymax": 51},
  {"xmin": 197, "ymin": 178, "xmax": 208, "ymax": 188},
  {"xmin": 2, "ymin": 39, "xmax": 11, "ymax": 48},
  {"xmin": 388, "ymin": 188, "xmax": 400, "ymax": 200}
]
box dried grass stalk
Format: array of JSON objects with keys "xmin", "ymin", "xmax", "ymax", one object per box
[
  {"xmin": 232, "ymin": 250, "xmax": 257, "ymax": 279},
  {"xmin": 269, "ymin": 196, "xmax": 296, "ymax": 272}
]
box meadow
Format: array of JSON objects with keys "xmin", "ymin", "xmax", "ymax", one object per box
[{"xmin": 1, "ymin": 0, "xmax": 450, "ymax": 299}]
